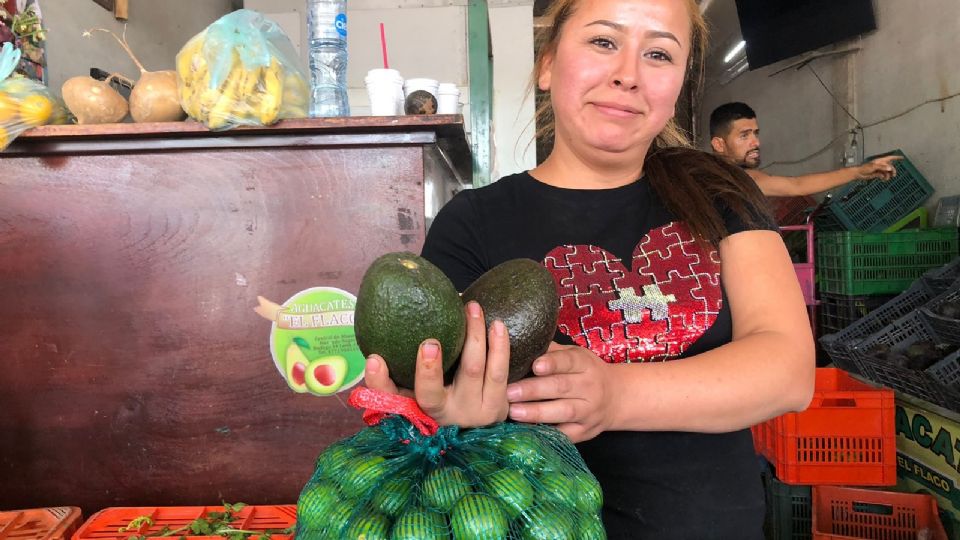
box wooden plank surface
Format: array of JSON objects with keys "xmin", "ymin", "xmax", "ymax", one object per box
[{"xmin": 0, "ymin": 135, "xmax": 430, "ymax": 509}]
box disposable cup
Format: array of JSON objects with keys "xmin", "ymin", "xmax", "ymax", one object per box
[
  {"xmin": 436, "ymin": 83, "xmax": 461, "ymax": 115},
  {"xmin": 365, "ymin": 68, "xmax": 403, "ymax": 116},
  {"xmin": 402, "ymin": 78, "xmax": 440, "ymax": 100}
]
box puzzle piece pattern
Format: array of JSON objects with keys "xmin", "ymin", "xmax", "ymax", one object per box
[{"xmin": 544, "ymin": 222, "xmax": 722, "ymax": 363}]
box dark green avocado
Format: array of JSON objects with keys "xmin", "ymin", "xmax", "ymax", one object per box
[
  {"xmin": 461, "ymin": 258, "xmax": 559, "ymax": 382},
  {"xmin": 354, "ymin": 252, "xmax": 466, "ymax": 389}
]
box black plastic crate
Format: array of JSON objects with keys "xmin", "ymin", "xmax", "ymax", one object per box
[
  {"xmin": 850, "ymin": 311, "xmax": 960, "ymax": 412},
  {"xmin": 921, "ymin": 284, "xmax": 960, "ymax": 344},
  {"xmin": 927, "ymin": 349, "xmax": 960, "ymax": 391},
  {"xmin": 761, "ymin": 463, "xmax": 812, "ymax": 540},
  {"xmin": 818, "ymin": 279, "xmax": 941, "ymax": 371},
  {"xmin": 923, "ymin": 256, "xmax": 960, "ymax": 294},
  {"xmin": 818, "ymin": 293, "xmax": 896, "ymax": 336}
]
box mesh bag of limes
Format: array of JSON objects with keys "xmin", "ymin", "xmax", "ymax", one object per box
[
  {"xmin": 0, "ymin": 43, "xmax": 70, "ymax": 151},
  {"xmin": 295, "ymin": 387, "xmax": 605, "ymax": 540}
]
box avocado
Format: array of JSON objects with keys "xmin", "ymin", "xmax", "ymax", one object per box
[
  {"xmin": 461, "ymin": 258, "xmax": 559, "ymax": 382},
  {"xmin": 354, "ymin": 252, "xmax": 466, "ymax": 389}
]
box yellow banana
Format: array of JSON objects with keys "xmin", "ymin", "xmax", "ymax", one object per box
[
  {"xmin": 205, "ymin": 54, "xmax": 243, "ymax": 129},
  {"xmin": 257, "ymin": 58, "xmax": 283, "ymax": 125}
]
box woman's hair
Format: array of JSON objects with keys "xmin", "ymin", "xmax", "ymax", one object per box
[{"xmin": 533, "ymin": 0, "xmax": 773, "ymax": 247}]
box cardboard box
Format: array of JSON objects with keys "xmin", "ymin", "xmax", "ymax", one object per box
[{"xmin": 895, "ymin": 391, "xmax": 960, "ymax": 538}]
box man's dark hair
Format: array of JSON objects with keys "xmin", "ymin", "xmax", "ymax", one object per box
[{"xmin": 709, "ymin": 102, "xmax": 756, "ymax": 137}]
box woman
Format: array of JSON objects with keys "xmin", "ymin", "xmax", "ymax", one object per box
[{"xmin": 364, "ymin": 0, "xmax": 815, "ymax": 537}]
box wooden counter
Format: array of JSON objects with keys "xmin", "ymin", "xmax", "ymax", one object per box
[{"xmin": 0, "ymin": 117, "xmax": 470, "ymax": 511}]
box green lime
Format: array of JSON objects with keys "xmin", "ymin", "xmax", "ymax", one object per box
[
  {"xmin": 571, "ymin": 471, "xmax": 603, "ymax": 514},
  {"xmin": 316, "ymin": 442, "xmax": 359, "ymax": 479},
  {"xmin": 299, "ymin": 501, "xmax": 355, "ymax": 539},
  {"xmin": 450, "ymin": 494, "xmax": 509, "ymax": 540},
  {"xmin": 339, "ymin": 455, "xmax": 390, "ymax": 499},
  {"xmin": 297, "ymin": 480, "xmax": 340, "ymax": 528},
  {"xmin": 499, "ymin": 431, "xmax": 546, "ymax": 470},
  {"xmin": 423, "ymin": 466, "xmax": 473, "ymax": 512},
  {"xmin": 343, "ymin": 511, "xmax": 391, "ymax": 540},
  {"xmin": 520, "ymin": 503, "xmax": 577, "ymax": 540},
  {"xmin": 391, "ymin": 508, "xmax": 447, "ymax": 540},
  {"xmin": 484, "ymin": 469, "xmax": 533, "ymax": 519},
  {"xmin": 538, "ymin": 471, "xmax": 577, "ymax": 509},
  {"xmin": 458, "ymin": 450, "xmax": 499, "ymax": 477},
  {"xmin": 372, "ymin": 475, "xmax": 414, "ymax": 517},
  {"xmin": 577, "ymin": 513, "xmax": 607, "ymax": 540}
]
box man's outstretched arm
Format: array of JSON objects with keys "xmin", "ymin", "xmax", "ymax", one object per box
[{"xmin": 748, "ymin": 155, "xmax": 901, "ymax": 197}]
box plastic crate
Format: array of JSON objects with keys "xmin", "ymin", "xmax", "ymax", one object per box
[
  {"xmin": 814, "ymin": 149, "xmax": 934, "ymax": 232},
  {"xmin": 71, "ymin": 506, "xmax": 296, "ymax": 540},
  {"xmin": 818, "ymin": 293, "xmax": 896, "ymax": 336},
  {"xmin": 754, "ymin": 368, "xmax": 896, "ymax": 486},
  {"xmin": 811, "ymin": 486, "xmax": 948, "ymax": 540},
  {"xmin": 850, "ymin": 311, "xmax": 960, "ymax": 412},
  {"xmin": 923, "ymin": 257, "xmax": 960, "ymax": 295},
  {"xmin": 926, "ymin": 349, "xmax": 960, "ymax": 391},
  {"xmin": 770, "ymin": 195, "xmax": 817, "ymax": 226},
  {"xmin": 934, "ymin": 195, "xmax": 960, "ymax": 228},
  {"xmin": 816, "ymin": 228, "xmax": 959, "ymax": 295},
  {"xmin": 882, "ymin": 206, "xmax": 928, "ymax": 232},
  {"xmin": 922, "ymin": 284, "xmax": 960, "ymax": 343},
  {"xmin": 782, "ymin": 224, "xmax": 816, "ymax": 305},
  {"xmin": 761, "ymin": 464, "xmax": 812, "ymax": 540},
  {"xmin": 819, "ymin": 279, "xmax": 942, "ymax": 371},
  {"xmin": 0, "ymin": 507, "xmax": 82, "ymax": 540}
]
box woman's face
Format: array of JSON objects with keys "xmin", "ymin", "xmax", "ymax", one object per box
[{"xmin": 540, "ymin": 0, "xmax": 692, "ymax": 161}]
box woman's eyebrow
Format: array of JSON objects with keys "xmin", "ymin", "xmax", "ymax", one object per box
[{"xmin": 584, "ymin": 20, "xmax": 682, "ymax": 48}]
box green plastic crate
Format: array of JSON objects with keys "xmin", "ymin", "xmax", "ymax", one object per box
[
  {"xmin": 882, "ymin": 206, "xmax": 928, "ymax": 232},
  {"xmin": 762, "ymin": 463, "xmax": 812, "ymax": 540},
  {"xmin": 816, "ymin": 228, "xmax": 959, "ymax": 295},
  {"xmin": 814, "ymin": 150, "xmax": 934, "ymax": 232}
]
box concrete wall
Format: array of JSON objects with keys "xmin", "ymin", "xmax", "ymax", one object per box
[
  {"xmin": 700, "ymin": 0, "xmax": 960, "ymax": 211},
  {"xmin": 42, "ymin": 0, "xmax": 232, "ymax": 93}
]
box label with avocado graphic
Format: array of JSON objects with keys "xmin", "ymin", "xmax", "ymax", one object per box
[{"xmin": 255, "ymin": 287, "xmax": 364, "ymax": 396}]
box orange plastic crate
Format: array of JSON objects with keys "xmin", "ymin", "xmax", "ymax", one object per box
[
  {"xmin": 756, "ymin": 368, "xmax": 896, "ymax": 486},
  {"xmin": 0, "ymin": 507, "xmax": 82, "ymax": 540},
  {"xmin": 812, "ymin": 486, "xmax": 948, "ymax": 539},
  {"xmin": 71, "ymin": 506, "xmax": 295, "ymax": 540}
]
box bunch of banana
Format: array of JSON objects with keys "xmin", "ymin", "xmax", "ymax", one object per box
[{"xmin": 176, "ymin": 34, "xmax": 309, "ymax": 129}]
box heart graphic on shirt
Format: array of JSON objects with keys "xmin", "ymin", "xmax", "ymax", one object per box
[{"xmin": 543, "ymin": 222, "xmax": 722, "ymax": 363}]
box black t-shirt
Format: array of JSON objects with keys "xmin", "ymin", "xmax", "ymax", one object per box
[{"xmin": 422, "ymin": 171, "xmax": 773, "ymax": 539}]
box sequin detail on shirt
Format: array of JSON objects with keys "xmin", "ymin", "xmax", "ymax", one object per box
[{"xmin": 544, "ymin": 222, "xmax": 722, "ymax": 363}]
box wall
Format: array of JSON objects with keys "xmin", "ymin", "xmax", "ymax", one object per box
[
  {"xmin": 244, "ymin": 0, "xmax": 537, "ymax": 181},
  {"xmin": 42, "ymin": 0, "xmax": 233, "ymax": 93},
  {"xmin": 701, "ymin": 0, "xmax": 960, "ymax": 209}
]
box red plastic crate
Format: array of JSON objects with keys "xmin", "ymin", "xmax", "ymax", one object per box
[
  {"xmin": 812, "ymin": 486, "xmax": 947, "ymax": 539},
  {"xmin": 71, "ymin": 506, "xmax": 295, "ymax": 540},
  {"xmin": 0, "ymin": 507, "xmax": 82, "ymax": 540},
  {"xmin": 769, "ymin": 195, "xmax": 817, "ymax": 226},
  {"xmin": 755, "ymin": 368, "xmax": 896, "ymax": 486}
]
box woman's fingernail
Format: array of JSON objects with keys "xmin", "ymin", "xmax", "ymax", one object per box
[
  {"xmin": 506, "ymin": 385, "xmax": 521, "ymax": 401},
  {"xmin": 422, "ymin": 341, "xmax": 439, "ymax": 360},
  {"xmin": 467, "ymin": 301, "xmax": 481, "ymax": 318},
  {"xmin": 510, "ymin": 405, "xmax": 527, "ymax": 420},
  {"xmin": 365, "ymin": 356, "xmax": 379, "ymax": 374},
  {"xmin": 533, "ymin": 359, "xmax": 548, "ymax": 375},
  {"xmin": 493, "ymin": 320, "xmax": 506, "ymax": 337}
]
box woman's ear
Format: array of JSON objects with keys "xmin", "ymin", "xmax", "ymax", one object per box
[{"xmin": 537, "ymin": 52, "xmax": 554, "ymax": 91}]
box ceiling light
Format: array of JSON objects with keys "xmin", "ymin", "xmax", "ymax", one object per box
[{"xmin": 723, "ymin": 40, "xmax": 746, "ymax": 63}]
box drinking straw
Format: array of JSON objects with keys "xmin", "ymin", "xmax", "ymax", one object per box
[{"xmin": 379, "ymin": 22, "xmax": 390, "ymax": 69}]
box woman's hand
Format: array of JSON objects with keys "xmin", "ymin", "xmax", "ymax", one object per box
[
  {"xmin": 363, "ymin": 301, "xmax": 511, "ymax": 427},
  {"xmin": 506, "ymin": 342, "xmax": 616, "ymax": 443}
]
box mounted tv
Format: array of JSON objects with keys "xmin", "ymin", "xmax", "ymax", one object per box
[{"xmin": 734, "ymin": 0, "xmax": 877, "ymax": 70}]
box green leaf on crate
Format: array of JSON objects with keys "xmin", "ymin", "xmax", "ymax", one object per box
[{"xmin": 117, "ymin": 504, "xmax": 294, "ymax": 540}]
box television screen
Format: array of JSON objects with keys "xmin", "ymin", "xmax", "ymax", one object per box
[{"xmin": 734, "ymin": 0, "xmax": 877, "ymax": 70}]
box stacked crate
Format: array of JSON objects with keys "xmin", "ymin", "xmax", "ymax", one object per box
[
  {"xmin": 754, "ymin": 369, "xmax": 950, "ymax": 539},
  {"xmin": 812, "ymin": 151, "xmax": 957, "ymax": 337}
]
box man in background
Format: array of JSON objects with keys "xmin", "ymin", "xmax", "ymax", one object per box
[{"xmin": 709, "ymin": 102, "xmax": 900, "ymax": 196}]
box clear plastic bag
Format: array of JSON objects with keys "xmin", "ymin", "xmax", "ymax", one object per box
[
  {"xmin": 175, "ymin": 9, "xmax": 310, "ymax": 131},
  {"xmin": 0, "ymin": 43, "xmax": 69, "ymax": 151},
  {"xmin": 295, "ymin": 388, "xmax": 606, "ymax": 540}
]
